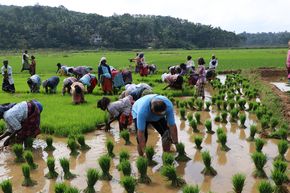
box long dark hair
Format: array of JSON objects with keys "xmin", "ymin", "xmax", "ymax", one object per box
[{"xmin": 97, "ymin": 97, "xmax": 111, "ymax": 111}]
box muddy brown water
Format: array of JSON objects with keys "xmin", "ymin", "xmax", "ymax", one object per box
[{"xmin": 1, "ymin": 83, "xmax": 290, "ymax": 193}]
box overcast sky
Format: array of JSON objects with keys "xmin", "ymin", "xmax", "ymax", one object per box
[{"xmin": 0, "ymin": 0, "xmax": 289, "ymax": 33}]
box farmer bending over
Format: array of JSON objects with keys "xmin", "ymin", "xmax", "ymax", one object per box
[
  {"xmin": 161, "ymin": 73, "xmax": 184, "ymax": 90},
  {"xmin": 62, "ymin": 77, "xmax": 77, "ymax": 95},
  {"xmin": 71, "ymin": 82, "xmax": 86, "ymax": 104},
  {"xmin": 27, "ymin": 74, "xmax": 41, "ymax": 93},
  {"xmin": 79, "ymin": 73, "xmax": 97, "ymax": 94},
  {"xmin": 132, "ymin": 94, "xmax": 178, "ymax": 156},
  {"xmin": 42, "ymin": 76, "xmax": 60, "ymax": 94}
]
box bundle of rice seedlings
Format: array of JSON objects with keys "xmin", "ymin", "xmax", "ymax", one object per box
[
  {"xmin": 232, "ymin": 173, "xmax": 246, "ymax": 193},
  {"xmin": 196, "ymin": 99, "xmax": 203, "ymax": 111},
  {"xmin": 201, "ymin": 151, "xmax": 217, "ymax": 176},
  {"xmin": 175, "ymin": 143, "xmax": 191, "ymax": 162},
  {"xmin": 120, "ymin": 130, "xmax": 131, "ymax": 145},
  {"xmin": 256, "ymin": 108, "xmax": 264, "ymax": 120},
  {"xmin": 54, "ymin": 182, "xmax": 68, "ymax": 193},
  {"xmin": 145, "ymin": 146, "xmax": 157, "ymax": 166},
  {"xmin": 211, "ymin": 96, "xmax": 217, "ymax": 105},
  {"xmin": 64, "ymin": 186, "xmax": 80, "ymax": 193},
  {"xmin": 44, "ymin": 136, "xmax": 55, "ymax": 151},
  {"xmin": 119, "ymin": 160, "xmax": 132, "ymax": 176},
  {"xmin": 276, "ymin": 140, "xmax": 288, "ymax": 161},
  {"xmin": 120, "ymin": 176, "xmax": 136, "ymax": 193},
  {"xmin": 67, "ymin": 138, "xmax": 79, "ymax": 156},
  {"xmin": 190, "ymin": 97, "xmax": 196, "ymax": 106},
  {"xmin": 268, "ymin": 128, "xmax": 288, "ymax": 140},
  {"xmin": 247, "ymin": 102, "xmax": 254, "ymax": 111},
  {"xmin": 255, "ymin": 138, "xmax": 266, "ymax": 152},
  {"xmin": 60, "ymin": 157, "xmax": 76, "ymax": 180},
  {"xmin": 258, "ymin": 180, "xmax": 274, "ymax": 193},
  {"xmin": 190, "ymin": 119, "xmax": 199, "ymax": 133},
  {"xmin": 194, "ymin": 136, "xmax": 203, "ymax": 150},
  {"xmin": 24, "ymin": 151, "xmax": 38, "ymax": 169},
  {"xmin": 0, "ymin": 179, "xmax": 12, "ymax": 193},
  {"xmin": 180, "ymin": 102, "xmax": 185, "ymax": 108},
  {"xmin": 161, "ymin": 165, "xmax": 186, "ymax": 188},
  {"xmin": 106, "ymin": 139, "xmax": 115, "ymax": 158},
  {"xmin": 216, "ymin": 100, "xmax": 222, "ymax": 110},
  {"xmin": 182, "ymin": 185, "xmax": 200, "ymax": 193},
  {"xmin": 12, "ymin": 144, "xmax": 25, "ymax": 163},
  {"xmin": 251, "ymin": 152, "xmax": 267, "ymax": 178},
  {"xmin": 176, "ymin": 100, "xmax": 180, "ymax": 108},
  {"xmin": 104, "ymin": 112, "xmax": 111, "ymax": 131},
  {"xmin": 98, "ymin": 155, "xmax": 112, "ymax": 180},
  {"xmin": 273, "ymin": 159, "xmax": 288, "ymax": 174},
  {"xmin": 194, "ymin": 113, "xmax": 201, "ymax": 124},
  {"xmin": 218, "ymin": 133, "xmax": 230, "ymax": 151},
  {"xmin": 271, "ymin": 169, "xmax": 288, "ymax": 193},
  {"xmin": 205, "ymin": 120, "xmax": 215, "ymax": 134},
  {"xmin": 238, "ymin": 99, "xmax": 246, "ymax": 110},
  {"xmin": 45, "ymin": 157, "xmax": 58, "ymax": 179},
  {"xmin": 239, "ymin": 114, "xmax": 246, "ymax": 128},
  {"xmin": 21, "ymin": 163, "xmax": 37, "ymax": 186},
  {"xmin": 187, "ymin": 113, "xmax": 193, "ymax": 122},
  {"xmin": 247, "ymin": 125, "xmax": 257, "ymax": 141},
  {"xmin": 162, "ymin": 152, "xmax": 175, "ymax": 166},
  {"xmin": 214, "ymin": 115, "xmax": 221, "ymax": 122},
  {"xmin": 84, "ymin": 168, "xmax": 99, "ymax": 193},
  {"xmin": 229, "ymin": 100, "xmax": 236, "ymax": 110},
  {"xmin": 119, "ymin": 149, "xmax": 130, "ymax": 163},
  {"xmin": 230, "ymin": 108, "xmax": 239, "ymax": 122},
  {"xmin": 187, "ymin": 101, "xmax": 194, "ymax": 110},
  {"xmin": 252, "ymin": 102, "xmax": 260, "ymax": 111},
  {"xmin": 24, "ymin": 137, "xmax": 34, "ymax": 150},
  {"xmin": 261, "ymin": 117, "xmax": 269, "ymax": 130},
  {"xmin": 77, "ymin": 135, "xmax": 91, "ymax": 150},
  {"xmin": 180, "ymin": 108, "xmax": 186, "ymax": 120},
  {"xmin": 221, "ymin": 111, "xmax": 228, "ymax": 123},
  {"xmin": 223, "ymin": 101, "xmax": 228, "ymax": 111},
  {"xmin": 205, "ymin": 101, "xmax": 211, "ymax": 111},
  {"xmin": 216, "ymin": 127, "xmax": 225, "ymax": 136},
  {"xmin": 136, "ymin": 156, "xmax": 151, "ymax": 184}
]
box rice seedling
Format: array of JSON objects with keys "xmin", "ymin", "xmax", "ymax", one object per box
[
  {"xmin": 218, "ymin": 133, "xmax": 230, "ymax": 151},
  {"xmin": 60, "ymin": 157, "xmax": 76, "ymax": 180},
  {"xmin": 119, "ymin": 149, "xmax": 130, "ymax": 163},
  {"xmin": 120, "ymin": 130, "xmax": 131, "ymax": 145},
  {"xmin": 276, "ymin": 140, "xmax": 288, "ymax": 161},
  {"xmin": 256, "ymin": 108, "xmax": 264, "ymax": 120},
  {"xmin": 180, "ymin": 108, "xmax": 186, "ymax": 120},
  {"xmin": 229, "ymin": 100, "xmax": 236, "ymax": 110},
  {"xmin": 162, "ymin": 152, "xmax": 175, "ymax": 166},
  {"xmin": 12, "ymin": 144, "xmax": 25, "ymax": 163},
  {"xmin": 205, "ymin": 101, "xmax": 211, "ymax": 111},
  {"xmin": 214, "ymin": 115, "xmax": 221, "ymax": 122},
  {"xmin": 54, "ymin": 182, "xmax": 68, "ymax": 193},
  {"xmin": 24, "ymin": 151, "xmax": 38, "ymax": 170},
  {"xmin": 0, "ymin": 179, "xmax": 12, "ymax": 193},
  {"xmin": 251, "ymin": 152, "xmax": 267, "ymax": 178},
  {"xmin": 77, "ymin": 135, "xmax": 91, "ymax": 150},
  {"xmin": 84, "ymin": 168, "xmax": 99, "ymax": 193},
  {"xmin": 258, "ymin": 180, "xmax": 274, "ymax": 193},
  {"xmin": 194, "ymin": 136, "xmax": 203, "ymax": 150},
  {"xmin": 98, "ymin": 155, "xmax": 112, "ymax": 180},
  {"xmin": 120, "ymin": 176, "xmax": 136, "ymax": 193},
  {"xmin": 270, "ymin": 118, "xmax": 279, "ymax": 130},
  {"xmin": 269, "ymin": 128, "xmax": 288, "ymax": 140},
  {"xmin": 230, "ymin": 108, "xmax": 239, "ymax": 122},
  {"xmin": 271, "ymin": 169, "xmax": 288, "ymax": 193},
  {"xmin": 194, "ymin": 112, "xmax": 201, "ymax": 124},
  {"xmin": 216, "ymin": 100, "xmax": 222, "ymax": 110},
  {"xmin": 45, "ymin": 157, "xmax": 58, "ymax": 179},
  {"xmin": 211, "ymin": 96, "xmax": 217, "ymax": 105},
  {"xmin": 247, "ymin": 125, "xmax": 257, "ymax": 141},
  {"xmin": 239, "ymin": 114, "xmax": 246, "ymax": 128},
  {"xmin": 119, "ymin": 160, "xmax": 132, "ymax": 176},
  {"xmin": 179, "ymin": 102, "xmax": 185, "ymax": 108},
  {"xmin": 223, "ymin": 101, "xmax": 228, "ymax": 111},
  {"xmin": 106, "ymin": 139, "xmax": 115, "ymax": 158},
  {"xmin": 187, "ymin": 113, "xmax": 193, "ymax": 122},
  {"xmin": 205, "ymin": 120, "xmax": 215, "ymax": 134},
  {"xmin": 161, "ymin": 165, "xmax": 186, "ymax": 188},
  {"xmin": 216, "ymin": 127, "xmax": 225, "ymax": 136},
  {"xmin": 182, "ymin": 185, "xmax": 200, "ymax": 193},
  {"xmin": 176, "ymin": 100, "xmax": 180, "ymax": 108},
  {"xmin": 255, "ymin": 138, "xmax": 266, "ymax": 152},
  {"xmin": 247, "ymin": 102, "xmax": 254, "ymax": 111},
  {"xmin": 252, "ymin": 102, "xmax": 260, "ymax": 111},
  {"xmin": 145, "ymin": 146, "xmax": 157, "ymax": 166},
  {"xmin": 201, "ymin": 151, "xmax": 217, "ymax": 176},
  {"xmin": 67, "ymin": 138, "xmax": 79, "ymax": 156},
  {"xmin": 175, "ymin": 142, "xmax": 191, "ymax": 162},
  {"xmin": 261, "ymin": 116, "xmax": 269, "ymax": 130},
  {"xmin": 238, "ymin": 99, "xmax": 246, "ymax": 110},
  {"xmin": 21, "ymin": 163, "xmax": 37, "ymax": 186},
  {"xmin": 24, "ymin": 137, "xmax": 34, "ymax": 150},
  {"xmin": 196, "ymin": 99, "xmax": 203, "ymax": 111},
  {"xmin": 65, "ymin": 186, "xmax": 80, "ymax": 193},
  {"xmin": 221, "ymin": 111, "xmax": 228, "ymax": 123},
  {"xmin": 232, "ymin": 173, "xmax": 246, "ymax": 193},
  {"xmin": 44, "ymin": 136, "xmax": 55, "ymax": 151},
  {"xmin": 187, "ymin": 101, "xmax": 194, "ymax": 109},
  {"xmin": 190, "ymin": 119, "xmax": 199, "ymax": 133},
  {"xmin": 273, "ymin": 159, "xmax": 288, "ymax": 174},
  {"xmin": 136, "ymin": 156, "xmax": 151, "ymax": 184}
]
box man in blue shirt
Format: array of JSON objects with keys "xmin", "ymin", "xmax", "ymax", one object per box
[{"xmin": 132, "ymin": 94, "xmax": 178, "ymax": 156}]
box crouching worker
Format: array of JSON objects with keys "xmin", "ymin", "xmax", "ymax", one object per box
[
  {"xmin": 42, "ymin": 76, "xmax": 60, "ymax": 94},
  {"xmin": 71, "ymin": 82, "xmax": 85, "ymax": 104},
  {"xmin": 0, "ymin": 100, "xmax": 43, "ymax": 146},
  {"xmin": 132, "ymin": 94, "xmax": 178, "ymax": 156},
  {"xmin": 97, "ymin": 96, "xmax": 133, "ymax": 131},
  {"xmin": 62, "ymin": 77, "xmax": 77, "ymax": 95},
  {"xmin": 79, "ymin": 73, "xmax": 97, "ymax": 94},
  {"xmin": 161, "ymin": 73, "xmax": 184, "ymax": 90},
  {"xmin": 27, "ymin": 74, "xmax": 41, "ymax": 93}
]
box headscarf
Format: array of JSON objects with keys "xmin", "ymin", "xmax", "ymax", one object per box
[{"xmin": 99, "ymin": 57, "xmax": 106, "ymax": 66}]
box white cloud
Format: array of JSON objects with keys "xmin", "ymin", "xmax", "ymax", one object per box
[{"xmin": 0, "ymin": 0, "xmax": 289, "ymax": 33}]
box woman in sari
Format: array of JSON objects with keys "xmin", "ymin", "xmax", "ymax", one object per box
[{"xmin": 98, "ymin": 57, "xmax": 112, "ymax": 95}]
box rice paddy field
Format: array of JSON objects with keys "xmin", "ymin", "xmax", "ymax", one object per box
[{"xmin": 0, "ymin": 48, "xmax": 289, "ymax": 193}]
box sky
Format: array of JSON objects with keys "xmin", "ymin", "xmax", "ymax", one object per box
[{"xmin": 0, "ymin": 0, "xmax": 289, "ymax": 33}]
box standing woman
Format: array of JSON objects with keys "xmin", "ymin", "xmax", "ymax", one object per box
[
  {"xmin": 98, "ymin": 57, "xmax": 112, "ymax": 95},
  {"xmin": 29, "ymin": 55, "xmax": 36, "ymax": 76},
  {"xmin": 196, "ymin": 57, "xmax": 206, "ymax": 100},
  {"xmin": 21, "ymin": 50, "xmax": 30, "ymax": 72},
  {"xmin": 1, "ymin": 60, "xmax": 15, "ymax": 93},
  {"xmin": 286, "ymin": 40, "xmax": 290, "ymax": 84}
]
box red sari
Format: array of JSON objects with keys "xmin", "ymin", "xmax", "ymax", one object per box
[{"xmin": 102, "ymin": 77, "xmax": 113, "ymax": 93}]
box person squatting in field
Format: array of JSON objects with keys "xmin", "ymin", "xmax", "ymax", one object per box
[
  {"xmin": 161, "ymin": 73, "xmax": 184, "ymax": 90},
  {"xmin": 97, "ymin": 96, "xmax": 133, "ymax": 131},
  {"xmin": 79, "ymin": 73, "xmax": 97, "ymax": 94},
  {"xmin": 119, "ymin": 83, "xmax": 152, "ymax": 101},
  {"xmin": 132, "ymin": 94, "xmax": 178, "ymax": 156},
  {"xmin": 1, "ymin": 60, "xmax": 15, "ymax": 93},
  {"xmin": 62, "ymin": 77, "xmax": 77, "ymax": 95},
  {"xmin": 70, "ymin": 81, "xmax": 86, "ymax": 104},
  {"xmin": 196, "ymin": 57, "xmax": 207, "ymax": 100},
  {"xmin": 286, "ymin": 40, "xmax": 290, "ymax": 84},
  {"xmin": 27, "ymin": 74, "xmax": 41, "ymax": 93},
  {"xmin": 98, "ymin": 57, "xmax": 113, "ymax": 95},
  {"xmin": 0, "ymin": 100, "xmax": 43, "ymax": 146},
  {"xmin": 42, "ymin": 76, "xmax": 60, "ymax": 94}
]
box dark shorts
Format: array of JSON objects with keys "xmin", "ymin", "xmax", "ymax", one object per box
[{"xmin": 134, "ymin": 117, "xmax": 169, "ymax": 144}]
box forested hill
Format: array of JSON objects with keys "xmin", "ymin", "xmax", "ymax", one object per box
[{"xmin": 0, "ymin": 5, "xmax": 241, "ymax": 49}]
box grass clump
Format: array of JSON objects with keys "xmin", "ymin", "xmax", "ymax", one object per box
[
  {"xmin": 145, "ymin": 146, "xmax": 157, "ymax": 166},
  {"xmin": 44, "ymin": 136, "xmax": 55, "ymax": 151},
  {"xmin": 273, "ymin": 159, "xmax": 288, "ymax": 173},
  {"xmin": 196, "ymin": 99, "xmax": 203, "ymax": 111},
  {"xmin": 162, "ymin": 152, "xmax": 175, "ymax": 166},
  {"xmin": 64, "ymin": 186, "xmax": 80, "ymax": 193},
  {"xmin": 24, "ymin": 137, "xmax": 34, "ymax": 150},
  {"xmin": 187, "ymin": 113, "xmax": 193, "ymax": 122},
  {"xmin": 232, "ymin": 173, "xmax": 246, "ymax": 193},
  {"xmin": 251, "ymin": 152, "xmax": 267, "ymax": 178},
  {"xmin": 106, "ymin": 139, "xmax": 115, "ymax": 158},
  {"xmin": 258, "ymin": 180, "xmax": 274, "ymax": 193},
  {"xmin": 119, "ymin": 160, "xmax": 132, "ymax": 176},
  {"xmin": 205, "ymin": 120, "xmax": 215, "ymax": 134},
  {"xmin": 24, "ymin": 151, "xmax": 38, "ymax": 170},
  {"xmin": 190, "ymin": 119, "xmax": 199, "ymax": 133},
  {"xmin": 255, "ymin": 138, "xmax": 266, "ymax": 152},
  {"xmin": 180, "ymin": 108, "xmax": 186, "ymax": 120},
  {"xmin": 270, "ymin": 118, "xmax": 279, "ymax": 130},
  {"xmin": 54, "ymin": 182, "xmax": 68, "ymax": 193},
  {"xmin": 205, "ymin": 101, "xmax": 211, "ymax": 111},
  {"xmin": 67, "ymin": 138, "xmax": 79, "ymax": 157},
  {"xmin": 239, "ymin": 114, "xmax": 246, "ymax": 128},
  {"xmin": 45, "ymin": 157, "xmax": 58, "ymax": 179},
  {"xmin": 161, "ymin": 165, "xmax": 186, "ymax": 188},
  {"xmin": 120, "ymin": 176, "xmax": 136, "ymax": 193},
  {"xmin": 21, "ymin": 163, "xmax": 37, "ymax": 187},
  {"xmin": 194, "ymin": 136, "xmax": 203, "ymax": 150},
  {"xmin": 120, "ymin": 130, "xmax": 131, "ymax": 145},
  {"xmin": 271, "ymin": 169, "xmax": 288, "ymax": 193},
  {"xmin": 136, "ymin": 156, "xmax": 151, "ymax": 184},
  {"xmin": 238, "ymin": 99, "xmax": 246, "ymax": 110},
  {"xmin": 98, "ymin": 155, "xmax": 112, "ymax": 181},
  {"xmin": 77, "ymin": 135, "xmax": 91, "ymax": 150},
  {"xmin": 230, "ymin": 108, "xmax": 239, "ymax": 122},
  {"xmin": 84, "ymin": 168, "xmax": 99, "ymax": 193},
  {"xmin": 261, "ymin": 116, "xmax": 270, "ymax": 130},
  {"xmin": 194, "ymin": 112, "xmax": 201, "ymax": 124},
  {"xmin": 229, "ymin": 100, "xmax": 236, "ymax": 110},
  {"xmin": 214, "ymin": 115, "xmax": 221, "ymax": 122},
  {"xmin": 0, "ymin": 179, "xmax": 12, "ymax": 193},
  {"xmin": 60, "ymin": 157, "xmax": 76, "ymax": 180},
  {"xmin": 216, "ymin": 100, "xmax": 222, "ymax": 110},
  {"xmin": 276, "ymin": 140, "xmax": 288, "ymax": 161},
  {"xmin": 247, "ymin": 125, "xmax": 257, "ymax": 141},
  {"xmin": 269, "ymin": 128, "xmax": 288, "ymax": 140},
  {"xmin": 221, "ymin": 111, "xmax": 228, "ymax": 123},
  {"xmin": 218, "ymin": 133, "xmax": 230, "ymax": 151},
  {"xmin": 175, "ymin": 142, "xmax": 191, "ymax": 162},
  {"xmin": 12, "ymin": 144, "xmax": 25, "ymax": 163},
  {"xmin": 182, "ymin": 185, "xmax": 200, "ymax": 193},
  {"xmin": 201, "ymin": 151, "xmax": 217, "ymax": 176}
]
